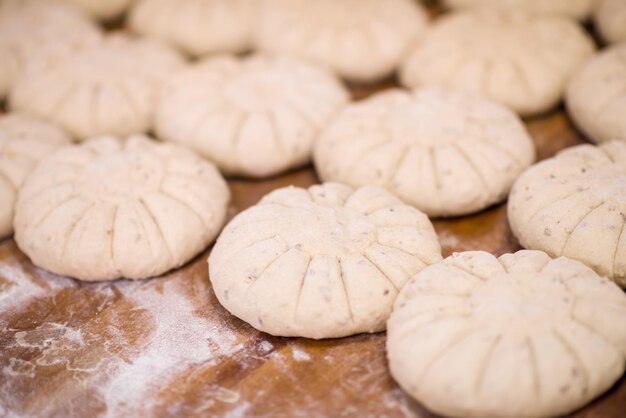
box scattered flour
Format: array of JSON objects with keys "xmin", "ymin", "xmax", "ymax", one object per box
[{"xmin": 291, "ymin": 347, "xmax": 311, "ymax": 362}]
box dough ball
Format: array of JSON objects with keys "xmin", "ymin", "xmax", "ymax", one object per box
[
  {"xmin": 387, "ymin": 250, "xmax": 626, "ymax": 418},
  {"xmin": 566, "ymin": 43, "xmax": 626, "ymax": 144},
  {"xmin": 156, "ymin": 54, "xmax": 349, "ymax": 178},
  {"xmin": 130, "ymin": 0, "xmax": 255, "ymax": 56},
  {"xmin": 400, "ymin": 10, "xmax": 595, "ymax": 116},
  {"xmin": 0, "ymin": 0, "xmax": 102, "ymax": 99},
  {"xmin": 209, "ymin": 182, "xmax": 442, "ymax": 339},
  {"xmin": 595, "ymin": 0, "xmax": 626, "ymax": 44},
  {"xmin": 508, "ymin": 141, "xmax": 626, "ymax": 287},
  {"xmin": 9, "ymin": 34, "xmax": 185, "ymax": 141},
  {"xmin": 0, "ymin": 113, "xmax": 70, "ymax": 239},
  {"xmin": 314, "ymin": 87, "xmax": 535, "ymax": 217},
  {"xmin": 14, "ymin": 135, "xmax": 230, "ymax": 282},
  {"xmin": 255, "ymin": 0, "xmax": 429, "ymax": 83},
  {"xmin": 61, "ymin": 0, "xmax": 134, "ymax": 20},
  {"xmin": 442, "ymin": 0, "xmax": 599, "ymax": 20}
]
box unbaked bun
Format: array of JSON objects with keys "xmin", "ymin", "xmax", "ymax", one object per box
[
  {"xmin": 442, "ymin": 0, "xmax": 599, "ymax": 20},
  {"xmin": 61, "ymin": 0, "xmax": 134, "ymax": 20},
  {"xmin": 595, "ymin": 0, "xmax": 626, "ymax": 44}
]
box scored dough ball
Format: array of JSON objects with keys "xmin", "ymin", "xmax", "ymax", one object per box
[
  {"xmin": 256, "ymin": 0, "xmax": 429, "ymax": 83},
  {"xmin": 442, "ymin": 0, "xmax": 599, "ymax": 20},
  {"xmin": 14, "ymin": 135, "xmax": 230, "ymax": 282},
  {"xmin": 130, "ymin": 0, "xmax": 255, "ymax": 56},
  {"xmin": 208, "ymin": 183, "xmax": 442, "ymax": 339},
  {"xmin": 508, "ymin": 141, "xmax": 626, "ymax": 287},
  {"xmin": 566, "ymin": 43, "xmax": 626, "ymax": 144},
  {"xmin": 9, "ymin": 35, "xmax": 185, "ymax": 141},
  {"xmin": 595, "ymin": 0, "xmax": 626, "ymax": 44},
  {"xmin": 156, "ymin": 55, "xmax": 349, "ymax": 178},
  {"xmin": 400, "ymin": 10, "xmax": 595, "ymax": 116},
  {"xmin": 61, "ymin": 0, "xmax": 134, "ymax": 20},
  {"xmin": 0, "ymin": 113, "xmax": 70, "ymax": 239},
  {"xmin": 388, "ymin": 250, "xmax": 626, "ymax": 418},
  {"xmin": 314, "ymin": 87, "xmax": 536, "ymax": 217}
]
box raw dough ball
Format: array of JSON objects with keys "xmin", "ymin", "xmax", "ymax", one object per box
[
  {"xmin": 387, "ymin": 250, "xmax": 626, "ymax": 418},
  {"xmin": 0, "ymin": 0, "xmax": 102, "ymax": 99},
  {"xmin": 508, "ymin": 141, "xmax": 626, "ymax": 287},
  {"xmin": 61, "ymin": 0, "xmax": 134, "ymax": 20},
  {"xmin": 156, "ymin": 55, "xmax": 349, "ymax": 178},
  {"xmin": 14, "ymin": 135, "xmax": 230, "ymax": 282},
  {"xmin": 0, "ymin": 113, "xmax": 70, "ymax": 239},
  {"xmin": 256, "ymin": 0, "xmax": 428, "ymax": 83},
  {"xmin": 442, "ymin": 0, "xmax": 599, "ymax": 20},
  {"xmin": 130, "ymin": 0, "xmax": 255, "ymax": 56},
  {"xmin": 209, "ymin": 183, "xmax": 442, "ymax": 339},
  {"xmin": 314, "ymin": 87, "xmax": 535, "ymax": 217},
  {"xmin": 595, "ymin": 0, "xmax": 626, "ymax": 44},
  {"xmin": 10, "ymin": 35, "xmax": 185, "ymax": 141},
  {"xmin": 400, "ymin": 10, "xmax": 595, "ymax": 116},
  {"xmin": 566, "ymin": 43, "xmax": 626, "ymax": 144}
]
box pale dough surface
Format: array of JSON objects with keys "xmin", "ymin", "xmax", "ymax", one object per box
[
  {"xmin": 209, "ymin": 183, "xmax": 442, "ymax": 339},
  {"xmin": 14, "ymin": 135, "xmax": 230, "ymax": 282},
  {"xmin": 314, "ymin": 87, "xmax": 535, "ymax": 217},
  {"xmin": 255, "ymin": 0, "xmax": 428, "ymax": 83},
  {"xmin": 595, "ymin": 0, "xmax": 626, "ymax": 44},
  {"xmin": 400, "ymin": 10, "xmax": 595, "ymax": 116},
  {"xmin": 508, "ymin": 141, "xmax": 626, "ymax": 287},
  {"xmin": 442, "ymin": 0, "xmax": 599, "ymax": 20},
  {"xmin": 62, "ymin": 0, "xmax": 134, "ymax": 20},
  {"xmin": 157, "ymin": 54, "xmax": 349, "ymax": 178},
  {"xmin": 388, "ymin": 250, "xmax": 626, "ymax": 418}
]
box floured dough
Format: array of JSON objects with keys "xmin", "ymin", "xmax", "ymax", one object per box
[
  {"xmin": 595, "ymin": 0, "xmax": 626, "ymax": 44},
  {"xmin": 10, "ymin": 34, "xmax": 184, "ymax": 141},
  {"xmin": 314, "ymin": 87, "xmax": 535, "ymax": 217},
  {"xmin": 130, "ymin": 0, "xmax": 255, "ymax": 56},
  {"xmin": 156, "ymin": 55, "xmax": 349, "ymax": 178},
  {"xmin": 566, "ymin": 43, "xmax": 626, "ymax": 144},
  {"xmin": 0, "ymin": 113, "xmax": 70, "ymax": 239},
  {"xmin": 400, "ymin": 10, "xmax": 595, "ymax": 116},
  {"xmin": 14, "ymin": 135, "xmax": 230, "ymax": 282},
  {"xmin": 442, "ymin": 0, "xmax": 599, "ymax": 20},
  {"xmin": 387, "ymin": 250, "xmax": 626, "ymax": 418},
  {"xmin": 208, "ymin": 183, "xmax": 442, "ymax": 339},
  {"xmin": 255, "ymin": 0, "xmax": 428, "ymax": 83},
  {"xmin": 0, "ymin": 0, "xmax": 102, "ymax": 99},
  {"xmin": 508, "ymin": 141, "xmax": 626, "ymax": 287},
  {"xmin": 61, "ymin": 0, "xmax": 134, "ymax": 20}
]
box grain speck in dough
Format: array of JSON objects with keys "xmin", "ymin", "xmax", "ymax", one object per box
[
  {"xmin": 442, "ymin": 0, "xmax": 599, "ymax": 20},
  {"xmin": 255, "ymin": 0, "xmax": 428, "ymax": 83},
  {"xmin": 566, "ymin": 43, "xmax": 626, "ymax": 144},
  {"xmin": 0, "ymin": 113, "xmax": 70, "ymax": 239},
  {"xmin": 208, "ymin": 183, "xmax": 442, "ymax": 339},
  {"xmin": 14, "ymin": 135, "xmax": 230, "ymax": 282},
  {"xmin": 595, "ymin": 0, "xmax": 626, "ymax": 44},
  {"xmin": 400, "ymin": 10, "xmax": 595, "ymax": 116},
  {"xmin": 508, "ymin": 141, "xmax": 626, "ymax": 287},
  {"xmin": 387, "ymin": 250, "xmax": 626, "ymax": 418},
  {"xmin": 314, "ymin": 87, "xmax": 536, "ymax": 218},
  {"xmin": 156, "ymin": 54, "xmax": 349, "ymax": 178},
  {"xmin": 9, "ymin": 34, "xmax": 185, "ymax": 141}
]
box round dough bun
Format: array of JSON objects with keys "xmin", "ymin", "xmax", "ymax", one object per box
[
  {"xmin": 130, "ymin": 0, "xmax": 255, "ymax": 56},
  {"xmin": 400, "ymin": 9, "xmax": 595, "ymax": 116},
  {"xmin": 9, "ymin": 34, "xmax": 185, "ymax": 141},
  {"xmin": 314, "ymin": 87, "xmax": 536, "ymax": 218},
  {"xmin": 156, "ymin": 54, "xmax": 349, "ymax": 178},
  {"xmin": 0, "ymin": 113, "xmax": 70, "ymax": 239},
  {"xmin": 442, "ymin": 0, "xmax": 599, "ymax": 20},
  {"xmin": 62, "ymin": 0, "xmax": 134, "ymax": 20},
  {"xmin": 566, "ymin": 43, "xmax": 626, "ymax": 144},
  {"xmin": 595, "ymin": 0, "xmax": 626, "ymax": 44},
  {"xmin": 387, "ymin": 250, "xmax": 626, "ymax": 418},
  {"xmin": 508, "ymin": 141, "xmax": 626, "ymax": 287},
  {"xmin": 0, "ymin": 0, "xmax": 102, "ymax": 99},
  {"xmin": 255, "ymin": 0, "xmax": 428, "ymax": 83},
  {"xmin": 14, "ymin": 135, "xmax": 230, "ymax": 282},
  {"xmin": 208, "ymin": 183, "xmax": 442, "ymax": 339}
]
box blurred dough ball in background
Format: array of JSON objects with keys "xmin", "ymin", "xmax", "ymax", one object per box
[
  {"xmin": 61, "ymin": 0, "xmax": 135, "ymax": 21},
  {"xmin": 441, "ymin": 0, "xmax": 599, "ymax": 20},
  {"xmin": 594, "ymin": 0, "xmax": 626, "ymax": 44}
]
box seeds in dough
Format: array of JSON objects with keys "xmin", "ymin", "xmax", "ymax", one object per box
[
  {"xmin": 255, "ymin": 0, "xmax": 428, "ymax": 83},
  {"xmin": 9, "ymin": 34, "xmax": 184, "ymax": 141},
  {"xmin": 387, "ymin": 250, "xmax": 626, "ymax": 418},
  {"xmin": 442, "ymin": 0, "xmax": 599, "ymax": 20},
  {"xmin": 0, "ymin": 113, "xmax": 70, "ymax": 239},
  {"xmin": 156, "ymin": 54, "xmax": 349, "ymax": 178},
  {"xmin": 508, "ymin": 141, "xmax": 626, "ymax": 287},
  {"xmin": 61, "ymin": 0, "xmax": 134, "ymax": 20},
  {"xmin": 595, "ymin": 0, "xmax": 626, "ymax": 44},
  {"xmin": 14, "ymin": 135, "xmax": 230, "ymax": 282},
  {"xmin": 314, "ymin": 87, "xmax": 535, "ymax": 217},
  {"xmin": 208, "ymin": 183, "xmax": 442, "ymax": 339},
  {"xmin": 566, "ymin": 43, "xmax": 626, "ymax": 144},
  {"xmin": 400, "ymin": 10, "xmax": 595, "ymax": 116},
  {"xmin": 130, "ymin": 0, "xmax": 255, "ymax": 56}
]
